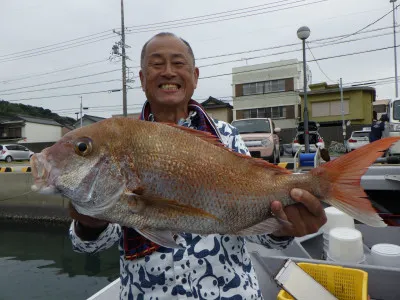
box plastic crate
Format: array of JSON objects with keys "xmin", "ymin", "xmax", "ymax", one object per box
[{"xmin": 277, "ymin": 263, "xmax": 368, "ymax": 300}]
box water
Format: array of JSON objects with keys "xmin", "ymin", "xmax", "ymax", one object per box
[{"xmin": 0, "ymin": 220, "xmax": 120, "ymax": 300}]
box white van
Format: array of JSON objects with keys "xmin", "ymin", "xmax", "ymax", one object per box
[{"xmin": 386, "ymin": 98, "xmax": 400, "ymax": 154}]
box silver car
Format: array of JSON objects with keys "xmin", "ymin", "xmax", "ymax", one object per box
[{"xmin": 0, "ymin": 144, "xmax": 35, "ymax": 162}]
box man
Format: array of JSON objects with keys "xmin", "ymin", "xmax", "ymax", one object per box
[
  {"xmin": 369, "ymin": 111, "xmax": 385, "ymax": 143},
  {"xmin": 69, "ymin": 32, "xmax": 327, "ymax": 299}
]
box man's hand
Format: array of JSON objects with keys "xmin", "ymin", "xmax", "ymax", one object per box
[{"xmin": 270, "ymin": 188, "xmax": 327, "ymax": 237}]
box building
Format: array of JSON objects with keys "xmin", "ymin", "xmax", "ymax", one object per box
[
  {"xmin": 0, "ymin": 115, "xmax": 65, "ymax": 152},
  {"xmin": 299, "ymin": 82, "xmax": 376, "ymax": 144},
  {"xmin": 74, "ymin": 114, "xmax": 106, "ymax": 128},
  {"xmin": 200, "ymin": 96, "xmax": 233, "ymax": 123},
  {"xmin": 231, "ymin": 59, "xmax": 311, "ymax": 131},
  {"xmin": 373, "ymin": 99, "xmax": 390, "ymax": 120}
]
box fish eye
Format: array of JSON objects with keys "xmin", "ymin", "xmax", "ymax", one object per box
[{"xmin": 74, "ymin": 137, "xmax": 93, "ymax": 156}]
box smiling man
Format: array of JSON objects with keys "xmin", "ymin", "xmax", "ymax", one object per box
[{"xmin": 69, "ymin": 32, "xmax": 327, "ymax": 299}]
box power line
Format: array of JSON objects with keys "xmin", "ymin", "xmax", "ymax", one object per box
[
  {"xmin": 0, "ymin": 79, "xmax": 121, "ymax": 96},
  {"xmin": 199, "ymin": 44, "xmax": 398, "ymax": 80},
  {"xmin": 312, "ymin": 4, "xmax": 400, "ymax": 45},
  {"xmin": 126, "ymin": 0, "xmax": 328, "ymax": 35},
  {"xmin": 0, "ymin": 34, "xmax": 116, "ymax": 64},
  {"xmin": 4, "ymin": 88, "xmax": 136, "ymax": 102},
  {"xmin": 0, "ymin": 69, "xmax": 120, "ymax": 93},
  {"xmin": 0, "ymin": 30, "xmax": 114, "ymax": 59},
  {"xmin": 305, "ymin": 42, "xmax": 335, "ymax": 83},
  {"xmin": 0, "ymin": 59, "xmax": 108, "ymax": 84}
]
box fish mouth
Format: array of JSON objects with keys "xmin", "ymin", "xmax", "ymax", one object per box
[{"xmin": 30, "ymin": 154, "xmax": 59, "ymax": 195}]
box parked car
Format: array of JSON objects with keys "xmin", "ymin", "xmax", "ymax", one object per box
[
  {"xmin": 231, "ymin": 118, "xmax": 281, "ymax": 163},
  {"xmin": 345, "ymin": 130, "xmax": 370, "ymax": 152},
  {"xmin": 0, "ymin": 144, "xmax": 35, "ymax": 162},
  {"xmin": 291, "ymin": 121, "xmax": 325, "ymax": 156}
]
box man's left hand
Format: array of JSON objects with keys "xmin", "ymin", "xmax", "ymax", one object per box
[{"xmin": 270, "ymin": 188, "xmax": 327, "ymax": 237}]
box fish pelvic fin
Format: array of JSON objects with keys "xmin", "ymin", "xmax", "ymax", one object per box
[{"xmin": 311, "ymin": 137, "xmax": 400, "ymax": 227}]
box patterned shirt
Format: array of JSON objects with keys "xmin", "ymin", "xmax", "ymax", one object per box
[{"xmin": 69, "ymin": 117, "xmax": 293, "ymax": 300}]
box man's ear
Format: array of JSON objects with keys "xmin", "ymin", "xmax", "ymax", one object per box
[
  {"xmin": 193, "ymin": 67, "xmax": 199, "ymax": 89},
  {"xmin": 139, "ymin": 70, "xmax": 145, "ymax": 91}
]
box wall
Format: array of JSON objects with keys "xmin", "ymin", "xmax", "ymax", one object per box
[
  {"xmin": 21, "ymin": 122, "xmax": 62, "ymax": 143},
  {"xmin": 0, "ymin": 173, "xmax": 69, "ymax": 222},
  {"xmin": 301, "ymin": 90, "xmax": 374, "ymax": 125},
  {"xmin": 205, "ymin": 108, "xmax": 233, "ymax": 123}
]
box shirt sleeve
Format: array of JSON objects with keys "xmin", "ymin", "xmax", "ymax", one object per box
[
  {"xmin": 69, "ymin": 220, "xmax": 122, "ymax": 254},
  {"xmin": 215, "ymin": 120, "xmax": 294, "ymax": 249}
]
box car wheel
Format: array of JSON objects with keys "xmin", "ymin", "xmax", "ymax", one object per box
[
  {"xmin": 5, "ymin": 156, "xmax": 13, "ymax": 163},
  {"xmin": 269, "ymin": 149, "xmax": 277, "ymax": 164}
]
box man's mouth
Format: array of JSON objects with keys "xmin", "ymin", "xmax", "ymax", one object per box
[{"xmin": 159, "ymin": 83, "xmax": 181, "ymax": 90}]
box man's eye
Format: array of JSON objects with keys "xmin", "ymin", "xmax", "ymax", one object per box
[{"xmin": 174, "ymin": 61, "xmax": 184, "ymax": 65}]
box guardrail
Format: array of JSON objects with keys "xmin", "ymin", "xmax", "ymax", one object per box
[{"xmin": 0, "ymin": 167, "xmax": 31, "ymax": 172}]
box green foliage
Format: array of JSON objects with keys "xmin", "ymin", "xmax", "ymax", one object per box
[{"xmin": 0, "ymin": 100, "xmax": 75, "ymax": 126}]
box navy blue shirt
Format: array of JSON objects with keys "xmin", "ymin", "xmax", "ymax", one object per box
[{"xmin": 369, "ymin": 120, "xmax": 385, "ymax": 142}]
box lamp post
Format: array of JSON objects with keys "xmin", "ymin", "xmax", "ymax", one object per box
[
  {"xmin": 297, "ymin": 26, "xmax": 311, "ymax": 153},
  {"xmin": 391, "ymin": 0, "xmax": 399, "ymax": 98}
]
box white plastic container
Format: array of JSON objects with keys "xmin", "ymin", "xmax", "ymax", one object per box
[
  {"xmin": 371, "ymin": 243, "xmax": 400, "ymax": 268},
  {"xmin": 328, "ymin": 227, "xmax": 366, "ymax": 264},
  {"xmin": 321, "ymin": 207, "xmax": 355, "ymax": 257}
]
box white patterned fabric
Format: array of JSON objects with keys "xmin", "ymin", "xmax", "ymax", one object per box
[{"xmin": 69, "ymin": 118, "xmax": 293, "ymax": 300}]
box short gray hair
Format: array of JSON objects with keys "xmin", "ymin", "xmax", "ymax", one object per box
[{"xmin": 140, "ymin": 32, "xmax": 195, "ymax": 68}]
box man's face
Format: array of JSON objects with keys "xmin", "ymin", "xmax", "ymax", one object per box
[{"xmin": 139, "ymin": 35, "xmax": 199, "ymax": 108}]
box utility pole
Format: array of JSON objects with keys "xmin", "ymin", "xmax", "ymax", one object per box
[
  {"xmin": 120, "ymin": 0, "xmax": 127, "ymax": 117},
  {"xmin": 340, "ymin": 78, "xmax": 346, "ymax": 142},
  {"xmin": 80, "ymin": 96, "xmax": 83, "ymax": 128},
  {"xmin": 110, "ymin": 0, "xmax": 130, "ymax": 117}
]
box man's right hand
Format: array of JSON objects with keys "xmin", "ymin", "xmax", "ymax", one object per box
[{"xmin": 69, "ymin": 202, "xmax": 109, "ymax": 240}]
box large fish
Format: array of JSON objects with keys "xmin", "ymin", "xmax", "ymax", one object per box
[{"xmin": 30, "ymin": 118, "xmax": 399, "ymax": 248}]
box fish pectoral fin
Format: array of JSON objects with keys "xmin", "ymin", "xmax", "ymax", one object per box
[
  {"xmin": 140, "ymin": 195, "xmax": 221, "ymax": 221},
  {"xmin": 135, "ymin": 228, "xmax": 184, "ymax": 249},
  {"xmin": 236, "ymin": 218, "xmax": 283, "ymax": 236}
]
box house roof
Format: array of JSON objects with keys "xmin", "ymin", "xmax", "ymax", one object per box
[
  {"xmin": 201, "ymin": 96, "xmax": 233, "ymax": 109},
  {"xmin": 16, "ymin": 115, "xmax": 62, "ymax": 126},
  {"xmin": 299, "ymin": 83, "xmax": 376, "ymax": 98},
  {"xmin": 82, "ymin": 114, "xmax": 106, "ymax": 123}
]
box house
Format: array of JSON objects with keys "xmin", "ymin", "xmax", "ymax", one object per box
[
  {"xmin": 299, "ymin": 82, "xmax": 376, "ymax": 144},
  {"xmin": 200, "ymin": 96, "xmax": 233, "ymax": 123},
  {"xmin": 0, "ymin": 115, "xmax": 65, "ymax": 152},
  {"xmin": 74, "ymin": 114, "xmax": 106, "ymax": 128},
  {"xmin": 231, "ymin": 59, "xmax": 311, "ymax": 133}
]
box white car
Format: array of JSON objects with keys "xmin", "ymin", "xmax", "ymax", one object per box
[
  {"xmin": 291, "ymin": 132, "xmax": 325, "ymax": 156},
  {"xmin": 0, "ymin": 144, "xmax": 35, "ymax": 162},
  {"xmin": 345, "ymin": 130, "xmax": 370, "ymax": 152}
]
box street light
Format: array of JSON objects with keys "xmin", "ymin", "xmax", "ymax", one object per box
[
  {"xmin": 297, "ymin": 26, "xmax": 311, "ymax": 153},
  {"xmin": 391, "ymin": 0, "xmax": 398, "ymax": 98}
]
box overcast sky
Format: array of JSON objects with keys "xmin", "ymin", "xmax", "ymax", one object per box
[{"xmin": 0, "ymin": 0, "xmax": 398, "ymax": 119}]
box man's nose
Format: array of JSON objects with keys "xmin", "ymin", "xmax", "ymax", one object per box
[{"xmin": 160, "ymin": 62, "xmax": 176, "ymax": 77}]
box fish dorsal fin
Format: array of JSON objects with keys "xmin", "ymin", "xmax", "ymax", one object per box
[{"xmin": 162, "ymin": 122, "xmax": 291, "ymax": 175}]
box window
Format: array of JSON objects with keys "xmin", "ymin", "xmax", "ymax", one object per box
[
  {"xmin": 394, "ymin": 100, "xmax": 400, "ymax": 120},
  {"xmin": 242, "ymin": 79, "xmax": 287, "ymax": 95},
  {"xmin": 236, "ymin": 106, "xmax": 287, "ymax": 120},
  {"xmin": 312, "ymin": 100, "xmax": 349, "ymax": 117}
]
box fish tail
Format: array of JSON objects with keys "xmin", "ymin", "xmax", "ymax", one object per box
[{"xmin": 311, "ymin": 137, "xmax": 400, "ymax": 227}]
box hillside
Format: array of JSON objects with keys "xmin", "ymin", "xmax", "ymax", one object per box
[{"xmin": 0, "ymin": 100, "xmax": 76, "ymax": 127}]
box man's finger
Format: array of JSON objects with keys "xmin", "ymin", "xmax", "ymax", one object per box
[
  {"xmin": 270, "ymin": 201, "xmax": 288, "ymax": 221},
  {"xmin": 290, "ymin": 188, "xmax": 324, "ymax": 217}
]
